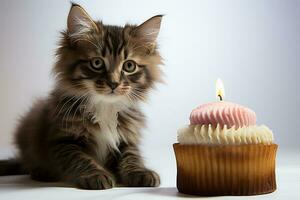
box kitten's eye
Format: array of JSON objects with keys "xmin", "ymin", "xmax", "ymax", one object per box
[
  {"xmin": 122, "ymin": 60, "xmax": 137, "ymax": 73},
  {"xmin": 90, "ymin": 57, "xmax": 105, "ymax": 71}
]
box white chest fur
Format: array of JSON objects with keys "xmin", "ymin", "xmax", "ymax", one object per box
[{"xmin": 90, "ymin": 98, "xmax": 128, "ymax": 163}]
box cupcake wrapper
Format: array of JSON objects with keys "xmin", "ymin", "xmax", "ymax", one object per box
[{"xmin": 173, "ymin": 143, "xmax": 278, "ymax": 196}]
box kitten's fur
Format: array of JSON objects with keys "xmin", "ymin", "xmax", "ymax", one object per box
[{"xmin": 0, "ymin": 4, "xmax": 163, "ymax": 189}]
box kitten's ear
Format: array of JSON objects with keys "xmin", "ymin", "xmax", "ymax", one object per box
[
  {"xmin": 133, "ymin": 15, "xmax": 163, "ymax": 43},
  {"xmin": 67, "ymin": 4, "xmax": 98, "ymax": 36}
]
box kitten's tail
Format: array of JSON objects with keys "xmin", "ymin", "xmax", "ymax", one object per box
[{"xmin": 0, "ymin": 159, "xmax": 27, "ymax": 176}]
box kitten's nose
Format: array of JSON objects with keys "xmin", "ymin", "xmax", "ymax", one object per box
[{"xmin": 108, "ymin": 82, "xmax": 119, "ymax": 90}]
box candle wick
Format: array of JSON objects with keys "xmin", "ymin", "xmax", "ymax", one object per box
[{"xmin": 218, "ymin": 94, "xmax": 223, "ymax": 101}]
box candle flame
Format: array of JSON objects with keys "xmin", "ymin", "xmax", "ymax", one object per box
[{"xmin": 216, "ymin": 78, "xmax": 225, "ymax": 101}]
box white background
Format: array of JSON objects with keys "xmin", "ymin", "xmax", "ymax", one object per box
[{"xmin": 0, "ymin": 0, "xmax": 299, "ymax": 196}]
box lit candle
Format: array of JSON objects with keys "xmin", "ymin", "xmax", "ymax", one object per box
[
  {"xmin": 190, "ymin": 79, "xmax": 256, "ymax": 129},
  {"xmin": 216, "ymin": 78, "xmax": 225, "ymax": 101}
]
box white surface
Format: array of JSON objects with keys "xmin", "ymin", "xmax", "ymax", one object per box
[{"xmin": 0, "ymin": 148, "xmax": 299, "ymax": 200}]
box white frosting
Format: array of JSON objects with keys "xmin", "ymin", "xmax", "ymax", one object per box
[{"xmin": 177, "ymin": 124, "xmax": 274, "ymax": 145}]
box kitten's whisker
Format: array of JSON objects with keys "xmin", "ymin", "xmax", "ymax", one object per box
[
  {"xmin": 54, "ymin": 95, "xmax": 78, "ymax": 119},
  {"xmin": 63, "ymin": 99, "xmax": 78, "ymax": 130},
  {"xmin": 52, "ymin": 95, "xmax": 71, "ymax": 116},
  {"xmin": 131, "ymin": 90, "xmax": 146, "ymax": 101},
  {"xmin": 53, "ymin": 84, "xmax": 87, "ymax": 116},
  {"xmin": 80, "ymin": 95, "xmax": 89, "ymax": 126},
  {"xmin": 134, "ymin": 89, "xmax": 148, "ymax": 97},
  {"xmin": 71, "ymin": 92, "xmax": 90, "ymax": 128},
  {"xmin": 125, "ymin": 93, "xmax": 135, "ymax": 104},
  {"xmin": 63, "ymin": 92, "xmax": 89, "ymax": 130},
  {"xmin": 130, "ymin": 92, "xmax": 142, "ymax": 101},
  {"xmin": 53, "ymin": 84, "xmax": 84, "ymax": 114},
  {"xmin": 133, "ymin": 87, "xmax": 146, "ymax": 92},
  {"xmin": 81, "ymin": 95, "xmax": 90, "ymax": 127}
]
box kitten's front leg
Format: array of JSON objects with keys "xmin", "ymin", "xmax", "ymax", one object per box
[
  {"xmin": 118, "ymin": 145, "xmax": 160, "ymax": 187},
  {"xmin": 50, "ymin": 141, "xmax": 115, "ymax": 190}
]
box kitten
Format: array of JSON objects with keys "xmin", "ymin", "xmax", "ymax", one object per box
[{"xmin": 0, "ymin": 4, "xmax": 163, "ymax": 190}]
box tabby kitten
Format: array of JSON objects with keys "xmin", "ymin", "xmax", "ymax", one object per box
[{"xmin": 0, "ymin": 4, "xmax": 163, "ymax": 190}]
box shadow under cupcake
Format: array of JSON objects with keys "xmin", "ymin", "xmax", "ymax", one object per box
[{"xmin": 173, "ymin": 101, "xmax": 278, "ymax": 196}]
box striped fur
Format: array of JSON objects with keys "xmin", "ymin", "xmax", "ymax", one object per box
[{"xmin": 0, "ymin": 4, "xmax": 162, "ymax": 189}]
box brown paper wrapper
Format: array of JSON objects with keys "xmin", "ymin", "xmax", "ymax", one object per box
[{"xmin": 173, "ymin": 143, "xmax": 278, "ymax": 196}]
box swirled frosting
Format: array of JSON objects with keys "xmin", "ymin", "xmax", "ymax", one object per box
[
  {"xmin": 190, "ymin": 102, "xmax": 256, "ymax": 129},
  {"xmin": 178, "ymin": 124, "xmax": 274, "ymax": 145}
]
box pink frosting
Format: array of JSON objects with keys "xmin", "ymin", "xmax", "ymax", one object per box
[{"xmin": 190, "ymin": 101, "xmax": 256, "ymax": 129}]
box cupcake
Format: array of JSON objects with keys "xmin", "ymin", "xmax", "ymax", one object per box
[{"xmin": 173, "ymin": 101, "xmax": 278, "ymax": 196}]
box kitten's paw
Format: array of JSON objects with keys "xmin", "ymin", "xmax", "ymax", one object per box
[
  {"xmin": 75, "ymin": 171, "xmax": 115, "ymax": 190},
  {"xmin": 124, "ymin": 169, "xmax": 160, "ymax": 187}
]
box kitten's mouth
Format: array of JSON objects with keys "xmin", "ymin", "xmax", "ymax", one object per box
[
  {"xmin": 108, "ymin": 90, "xmax": 119, "ymax": 96},
  {"xmin": 102, "ymin": 88, "xmax": 129, "ymax": 96}
]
